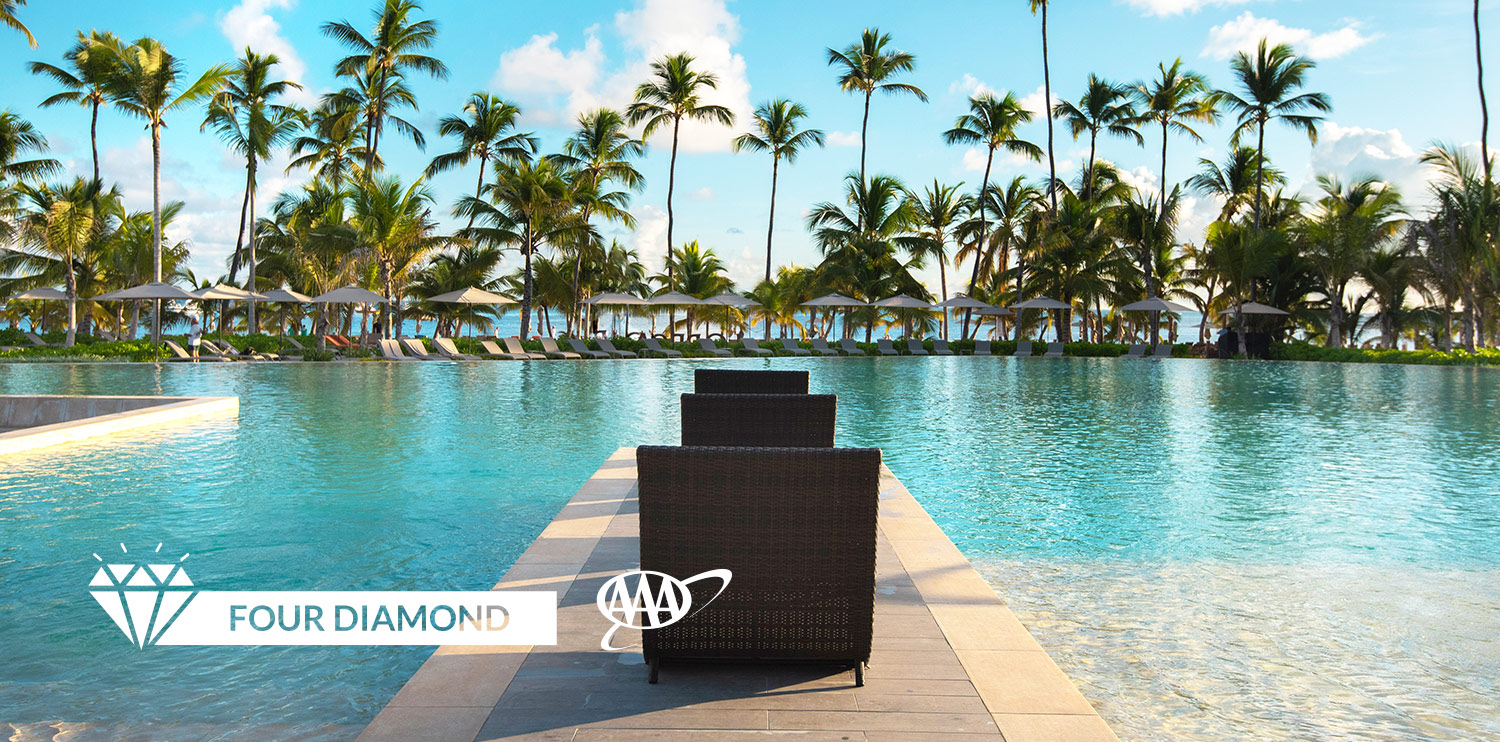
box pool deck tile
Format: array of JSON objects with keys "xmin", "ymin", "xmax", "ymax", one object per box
[{"xmin": 359, "ymin": 447, "xmax": 1117, "ymax": 742}]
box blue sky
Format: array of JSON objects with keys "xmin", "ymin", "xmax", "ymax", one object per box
[{"xmin": 1, "ymin": 0, "xmax": 1493, "ymax": 293}]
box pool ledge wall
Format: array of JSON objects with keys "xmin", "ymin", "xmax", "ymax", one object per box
[{"xmin": 0, "ymin": 395, "xmax": 239, "ymax": 456}]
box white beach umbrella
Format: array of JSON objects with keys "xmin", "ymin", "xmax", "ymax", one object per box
[
  {"xmin": 583, "ymin": 292, "xmax": 649, "ymax": 306},
  {"xmin": 800, "ymin": 293, "xmax": 868, "ymax": 307},
  {"xmin": 703, "ymin": 292, "xmax": 760, "ymax": 307},
  {"xmin": 423, "ymin": 287, "xmax": 515, "ymax": 336},
  {"xmin": 8, "ymin": 287, "xmax": 68, "ymax": 301},
  {"xmin": 1118, "ymin": 296, "xmax": 1194, "ymax": 313},
  {"xmin": 310, "ymin": 286, "xmax": 387, "ymax": 304},
  {"xmin": 193, "ymin": 284, "xmax": 268, "ymax": 301},
  {"xmin": 873, "ymin": 295, "xmax": 935, "ymax": 339},
  {"xmin": 1221, "ymin": 301, "xmax": 1290, "ymax": 316},
  {"xmin": 93, "ymin": 282, "xmax": 200, "ymax": 301},
  {"xmin": 262, "ymin": 288, "xmax": 314, "ymax": 303},
  {"xmin": 648, "ymin": 291, "xmax": 706, "ymax": 306},
  {"xmin": 935, "ymin": 295, "xmax": 990, "ymax": 309},
  {"xmin": 1009, "ymin": 296, "xmax": 1073, "ymax": 343}
]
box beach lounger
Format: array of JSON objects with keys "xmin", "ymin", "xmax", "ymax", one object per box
[
  {"xmin": 323, "ymin": 334, "xmax": 352, "ymax": 349},
  {"xmin": 697, "ymin": 338, "xmax": 732, "ymax": 357},
  {"xmin": 400, "ymin": 338, "xmax": 444, "ymax": 360},
  {"xmin": 968, "ymin": 340, "xmax": 992, "ymax": 356},
  {"xmin": 739, "ymin": 338, "xmax": 773, "ymax": 356},
  {"xmin": 25, "ymin": 332, "xmax": 53, "ymax": 347},
  {"xmin": 838, "ymin": 338, "xmax": 866, "ymax": 356},
  {"xmin": 162, "ymin": 340, "xmax": 233, "ymax": 362},
  {"xmin": 876, "ymin": 338, "xmax": 900, "ymax": 356},
  {"xmin": 1124, "ymin": 343, "xmax": 1146, "ymax": 359},
  {"xmin": 478, "ymin": 340, "xmax": 528, "ymax": 360},
  {"xmin": 694, "ymin": 369, "xmax": 809, "ymax": 394},
  {"xmin": 680, "ymin": 393, "xmax": 836, "ymax": 447},
  {"xmin": 433, "ymin": 337, "xmax": 480, "ymax": 360},
  {"xmin": 216, "ymin": 338, "xmax": 281, "ymax": 360},
  {"xmin": 596, "ymin": 337, "xmax": 637, "ymax": 358},
  {"xmin": 566, "ymin": 338, "xmax": 610, "ymax": 359},
  {"xmin": 98, "ymin": 329, "xmax": 117, "ymax": 342},
  {"xmin": 905, "ymin": 338, "xmax": 928, "ymax": 356},
  {"xmin": 808, "ymin": 338, "xmax": 839, "ymax": 356},
  {"xmin": 540, "ymin": 337, "xmax": 582, "ymax": 359},
  {"xmin": 637, "ymin": 445, "xmax": 879, "ymax": 685},
  {"xmin": 283, "ymin": 335, "xmax": 308, "ymax": 352},
  {"xmin": 778, "ymin": 338, "xmax": 811, "ymax": 356},
  {"xmin": 1013, "ymin": 342, "xmax": 1035, "ymax": 357},
  {"xmin": 932, "ymin": 339, "xmax": 955, "ymax": 355},
  {"xmin": 1044, "ymin": 342, "xmax": 1065, "ymax": 358},
  {"xmin": 1150, "ymin": 344, "xmax": 1174, "ymax": 359},
  {"xmin": 504, "ymin": 336, "xmax": 547, "ymax": 360},
  {"xmin": 642, "ymin": 337, "xmax": 684, "ymax": 357},
  {"xmin": 378, "ymin": 339, "xmax": 418, "ymax": 361}
]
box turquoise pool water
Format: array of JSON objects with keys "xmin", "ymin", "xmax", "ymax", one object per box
[{"xmin": 1, "ymin": 358, "xmax": 1497, "ymax": 740}]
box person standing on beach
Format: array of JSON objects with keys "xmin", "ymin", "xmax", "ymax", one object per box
[{"xmin": 188, "ymin": 318, "xmax": 202, "ymax": 362}]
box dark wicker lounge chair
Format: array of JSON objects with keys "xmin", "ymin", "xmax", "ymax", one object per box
[
  {"xmin": 694, "ymin": 369, "xmax": 808, "ymax": 394},
  {"xmin": 876, "ymin": 338, "xmax": 900, "ymax": 356},
  {"xmin": 970, "ymin": 340, "xmax": 992, "ymax": 356},
  {"xmin": 680, "ymin": 393, "xmax": 835, "ymax": 447},
  {"xmin": 636, "ymin": 445, "xmax": 880, "ymax": 686},
  {"xmin": 566, "ymin": 338, "xmax": 610, "ymax": 359},
  {"xmin": 642, "ymin": 336, "xmax": 684, "ymax": 357},
  {"xmin": 932, "ymin": 339, "xmax": 955, "ymax": 356},
  {"xmin": 905, "ymin": 338, "xmax": 928, "ymax": 356},
  {"xmin": 697, "ymin": 338, "xmax": 732, "ymax": 357},
  {"xmin": 778, "ymin": 338, "xmax": 811, "ymax": 356}
]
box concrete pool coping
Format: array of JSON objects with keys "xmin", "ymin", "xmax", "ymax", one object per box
[
  {"xmin": 358, "ymin": 447, "xmax": 1117, "ymax": 742},
  {"xmin": 0, "ymin": 395, "xmax": 240, "ymax": 456}
]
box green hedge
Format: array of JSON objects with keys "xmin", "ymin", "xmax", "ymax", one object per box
[
  {"xmin": 1272, "ymin": 342, "xmax": 1500, "ymax": 366},
  {"xmin": 0, "ymin": 339, "xmax": 168, "ymax": 362}
]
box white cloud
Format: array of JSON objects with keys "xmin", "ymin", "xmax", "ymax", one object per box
[
  {"xmin": 1116, "ymin": 163, "xmax": 1161, "ymax": 195},
  {"xmin": 1203, "ymin": 12, "xmax": 1376, "ymax": 61},
  {"xmin": 961, "ymin": 148, "xmax": 989, "ymax": 173},
  {"xmin": 491, "ymin": 0, "xmax": 752, "ymax": 153},
  {"xmin": 629, "ymin": 204, "xmax": 670, "ymax": 272},
  {"xmin": 220, "ymin": 0, "xmax": 318, "ymax": 107},
  {"xmin": 1305, "ymin": 122, "xmax": 1430, "ymax": 208},
  {"xmin": 1017, "ymin": 84, "xmax": 1060, "ymax": 119},
  {"xmin": 949, "ymin": 73, "xmax": 996, "ymax": 98},
  {"xmin": 827, "ymin": 131, "xmax": 861, "ymax": 147},
  {"xmin": 1123, "ymin": 0, "xmax": 1253, "ymax": 17},
  {"xmin": 686, "ymin": 186, "xmax": 715, "ymax": 201}
]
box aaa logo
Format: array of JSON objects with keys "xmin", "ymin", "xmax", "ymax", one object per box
[{"xmin": 596, "ymin": 569, "xmax": 731, "ymax": 651}]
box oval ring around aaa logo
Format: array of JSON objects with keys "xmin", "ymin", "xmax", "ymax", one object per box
[{"xmin": 596, "ymin": 569, "xmax": 731, "ymax": 651}]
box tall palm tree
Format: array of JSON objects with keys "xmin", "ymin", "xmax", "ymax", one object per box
[
  {"xmin": 1053, "ymin": 75, "xmax": 1142, "ymax": 201},
  {"xmin": 456, "ymin": 156, "xmax": 579, "ymax": 337},
  {"xmin": 1133, "ymin": 59, "xmax": 1218, "ymax": 219},
  {"xmin": 656, "ymin": 240, "xmax": 733, "ymax": 335},
  {"xmin": 1298, "ymin": 175, "xmax": 1404, "ymax": 348},
  {"xmin": 98, "ymin": 37, "xmax": 230, "ymax": 343},
  {"xmin": 1361, "ymin": 242, "xmax": 1427, "ymax": 349},
  {"xmin": 287, "ymin": 101, "xmax": 378, "ymax": 188},
  {"xmin": 1186, "ymin": 146, "xmax": 1285, "ymax": 221},
  {"xmin": 558, "ymin": 108, "xmax": 644, "ymax": 331},
  {"xmin": 1117, "ymin": 186, "xmax": 1180, "ymax": 343},
  {"xmin": 826, "ymin": 29, "xmax": 927, "ymax": 189},
  {"xmin": 1218, "ymin": 40, "xmax": 1331, "ymax": 229},
  {"xmin": 732, "ymin": 99, "xmax": 826, "ymax": 283},
  {"xmin": 1029, "ymin": 0, "xmax": 1056, "ymax": 211},
  {"xmin": 905, "ymin": 180, "xmax": 969, "ymax": 338},
  {"xmin": 627, "ymin": 51, "xmax": 734, "ymax": 331},
  {"xmin": 348, "ymin": 175, "xmax": 446, "ymax": 335},
  {"xmin": 29, "ymin": 31, "xmax": 124, "ymax": 181},
  {"xmin": 424, "ymin": 93, "xmax": 536, "ymax": 227},
  {"xmin": 807, "ymin": 174, "xmax": 928, "ymax": 340},
  {"xmin": 322, "ymin": 0, "xmax": 449, "ymax": 171},
  {"xmin": 1476, "ymin": 0, "xmax": 1490, "ymax": 182},
  {"xmin": 943, "ymin": 92, "xmax": 1041, "ymax": 336},
  {"xmin": 203, "ymin": 48, "xmax": 303, "ymax": 332},
  {"xmin": 11, "ymin": 179, "xmax": 116, "ymax": 346},
  {"xmin": 0, "ymin": 110, "xmax": 61, "ymax": 182},
  {"xmin": 1, "ymin": 0, "xmax": 35, "ymax": 48}
]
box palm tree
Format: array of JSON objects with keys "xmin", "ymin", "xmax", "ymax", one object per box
[
  {"xmin": 29, "ymin": 31, "xmax": 124, "ymax": 181},
  {"xmin": 1475, "ymin": 0, "xmax": 1490, "ymax": 182},
  {"xmin": 287, "ymin": 101, "xmax": 378, "ymax": 188},
  {"xmin": 558, "ymin": 109, "xmax": 644, "ymax": 331},
  {"xmin": 1133, "ymin": 59, "xmax": 1218, "ymax": 218},
  {"xmin": 98, "ymin": 37, "xmax": 230, "ymax": 342},
  {"xmin": 905, "ymin": 180, "xmax": 969, "ymax": 339},
  {"xmin": 1029, "ymin": 0, "xmax": 1056, "ymax": 211},
  {"xmin": 732, "ymin": 99, "xmax": 826, "ymax": 283},
  {"xmin": 1186, "ymin": 146, "xmax": 1285, "ymax": 221},
  {"xmin": 807, "ymin": 174, "xmax": 928, "ymax": 340},
  {"xmin": 627, "ymin": 51, "xmax": 734, "ymax": 331},
  {"xmin": 0, "ymin": 110, "xmax": 61, "ymax": 182},
  {"xmin": 1218, "ymin": 40, "xmax": 1331, "ymax": 229},
  {"xmin": 1117, "ymin": 186, "xmax": 1180, "ymax": 343},
  {"xmin": 943, "ymin": 92, "xmax": 1041, "ymax": 336},
  {"xmin": 203, "ymin": 48, "xmax": 304, "ymax": 333},
  {"xmin": 456, "ymin": 156, "xmax": 579, "ymax": 337},
  {"xmin": 348, "ymin": 175, "xmax": 446, "ymax": 335},
  {"xmin": 656, "ymin": 240, "xmax": 733, "ymax": 335},
  {"xmin": 826, "ymin": 29, "xmax": 927, "ymax": 189},
  {"xmin": 1, "ymin": 0, "xmax": 35, "ymax": 48},
  {"xmin": 1026, "ymin": 192, "xmax": 1131, "ymax": 343},
  {"xmin": 1361, "ymin": 241, "xmax": 1427, "ymax": 349},
  {"xmin": 11, "ymin": 179, "xmax": 116, "ymax": 346},
  {"xmin": 424, "ymin": 93, "xmax": 536, "ymax": 227},
  {"xmin": 1297, "ymin": 176, "xmax": 1405, "ymax": 348},
  {"xmin": 1053, "ymin": 75, "xmax": 1142, "ymax": 201},
  {"xmin": 322, "ymin": 0, "xmax": 449, "ymax": 171}
]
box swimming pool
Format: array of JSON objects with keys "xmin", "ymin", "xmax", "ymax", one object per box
[{"xmin": 1, "ymin": 358, "xmax": 1497, "ymax": 740}]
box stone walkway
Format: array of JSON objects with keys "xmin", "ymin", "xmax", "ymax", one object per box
[{"xmin": 358, "ymin": 448, "xmax": 1117, "ymax": 742}]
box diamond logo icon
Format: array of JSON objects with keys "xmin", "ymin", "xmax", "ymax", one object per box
[{"xmin": 89, "ymin": 544, "xmax": 197, "ymax": 648}]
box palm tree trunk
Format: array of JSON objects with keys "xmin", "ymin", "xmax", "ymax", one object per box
[
  {"xmin": 367, "ymin": 67, "xmax": 388, "ymax": 172},
  {"xmin": 764, "ymin": 156, "xmax": 779, "ymax": 283},
  {"xmin": 1478, "ymin": 0, "xmax": 1491, "ymax": 181},
  {"xmin": 859, "ymin": 91, "xmax": 871, "ymax": 190},
  {"xmin": 570, "ymin": 204, "xmax": 594, "ymax": 336},
  {"xmin": 467, "ymin": 152, "xmax": 487, "ymax": 230},
  {"xmin": 963, "ymin": 152, "xmax": 995, "ymax": 340},
  {"xmin": 1253, "ymin": 120, "xmax": 1268, "ymax": 230},
  {"xmin": 227, "ymin": 168, "xmax": 251, "ymax": 283},
  {"xmin": 666, "ymin": 118, "xmax": 680, "ymax": 337},
  {"xmin": 247, "ymin": 158, "xmax": 258, "ymax": 334},
  {"xmin": 1040, "ymin": 2, "xmax": 1057, "ymax": 213},
  {"xmin": 1328, "ymin": 285, "xmax": 1343, "ymax": 348},
  {"xmin": 521, "ymin": 231, "xmax": 535, "ymax": 338},
  {"xmin": 938, "ymin": 253, "xmax": 949, "ymax": 341},
  {"xmin": 1159, "ymin": 119, "xmax": 1170, "ymax": 212},
  {"xmin": 89, "ymin": 99, "xmax": 100, "ymax": 182},
  {"xmin": 64, "ymin": 257, "xmax": 76, "ymax": 348},
  {"xmin": 1085, "ymin": 130, "xmax": 1097, "ymax": 202},
  {"xmin": 1462, "ymin": 281, "xmax": 1477, "ymax": 351},
  {"xmin": 151, "ymin": 122, "xmax": 163, "ymax": 344}
]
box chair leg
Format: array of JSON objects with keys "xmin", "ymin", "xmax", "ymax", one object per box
[
  {"xmin": 854, "ymin": 663, "xmax": 865, "ymax": 687},
  {"xmin": 648, "ymin": 656, "xmax": 660, "ymax": 684}
]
